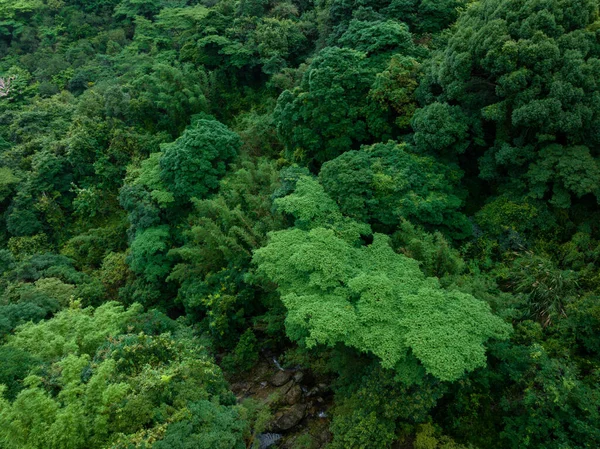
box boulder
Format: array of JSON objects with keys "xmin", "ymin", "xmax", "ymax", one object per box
[
  {"xmin": 271, "ymin": 370, "xmax": 292, "ymax": 387},
  {"xmin": 285, "ymin": 384, "xmax": 303, "ymax": 405},
  {"xmin": 271, "ymin": 403, "xmax": 307, "ymax": 431}
]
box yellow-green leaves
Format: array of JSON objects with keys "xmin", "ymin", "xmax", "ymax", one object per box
[{"xmin": 254, "ymin": 177, "xmax": 511, "ymax": 382}]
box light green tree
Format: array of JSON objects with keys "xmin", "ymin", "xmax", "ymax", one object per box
[
  {"xmin": 0, "ymin": 302, "xmax": 249, "ymax": 449},
  {"xmin": 253, "ymin": 177, "xmax": 510, "ymax": 382}
]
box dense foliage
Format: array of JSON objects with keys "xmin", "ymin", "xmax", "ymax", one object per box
[{"xmin": 1, "ymin": 0, "xmax": 600, "ymax": 447}]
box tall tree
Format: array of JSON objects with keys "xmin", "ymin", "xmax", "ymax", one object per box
[
  {"xmin": 159, "ymin": 118, "xmax": 242, "ymax": 204},
  {"xmin": 416, "ymin": 0, "xmax": 600, "ymax": 207},
  {"xmin": 253, "ymin": 176, "xmax": 510, "ymax": 382},
  {"xmin": 319, "ymin": 141, "xmax": 471, "ymax": 237}
]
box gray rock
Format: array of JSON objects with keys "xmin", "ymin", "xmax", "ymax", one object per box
[
  {"xmin": 293, "ymin": 371, "xmax": 304, "ymax": 383},
  {"xmin": 230, "ymin": 381, "xmax": 250, "ymax": 393},
  {"xmin": 306, "ymin": 386, "xmax": 320, "ymax": 397},
  {"xmin": 285, "ymin": 384, "xmax": 303, "ymax": 405},
  {"xmin": 317, "ymin": 429, "xmax": 333, "ymax": 445},
  {"xmin": 272, "ymin": 403, "xmax": 306, "ymax": 431},
  {"xmin": 271, "ymin": 370, "xmax": 292, "ymax": 387},
  {"xmin": 277, "ymin": 379, "xmax": 294, "ymax": 396}
]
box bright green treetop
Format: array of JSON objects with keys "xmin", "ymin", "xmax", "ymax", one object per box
[
  {"xmin": 253, "ymin": 177, "xmax": 511, "ymax": 382},
  {"xmin": 0, "ymin": 302, "xmax": 248, "ymax": 449}
]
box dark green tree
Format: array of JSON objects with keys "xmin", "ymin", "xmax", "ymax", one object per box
[
  {"xmin": 159, "ymin": 119, "xmax": 242, "ymax": 203},
  {"xmin": 416, "ymin": 0, "xmax": 600, "ymax": 206},
  {"xmin": 274, "ymin": 46, "xmax": 384, "ymax": 165},
  {"xmin": 319, "ymin": 141, "xmax": 471, "ymax": 237},
  {"xmin": 169, "ymin": 158, "xmax": 285, "ymax": 348}
]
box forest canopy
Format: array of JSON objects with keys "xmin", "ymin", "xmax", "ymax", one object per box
[{"xmin": 1, "ymin": 0, "xmax": 600, "ymax": 448}]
